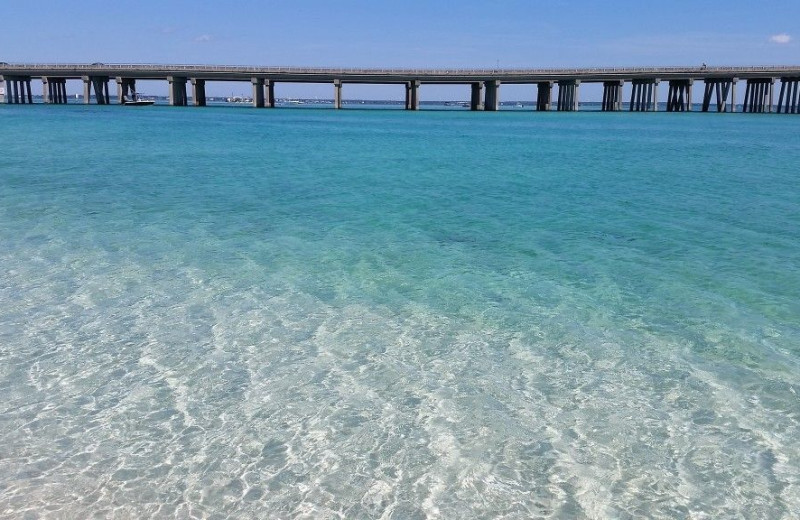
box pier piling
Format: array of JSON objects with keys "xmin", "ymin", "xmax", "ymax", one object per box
[
  {"xmin": 251, "ymin": 78, "xmax": 264, "ymax": 108},
  {"xmin": 484, "ymin": 80, "xmax": 500, "ymax": 111},
  {"xmin": 43, "ymin": 77, "xmax": 68, "ymax": 104},
  {"xmin": 406, "ymin": 80, "xmax": 420, "ymax": 110},
  {"xmin": 84, "ymin": 76, "xmax": 110, "ymax": 104},
  {"xmin": 776, "ymin": 77, "xmax": 800, "ymax": 113},
  {"xmin": 629, "ymin": 79, "xmax": 660, "ymax": 111},
  {"xmin": 167, "ymin": 76, "xmax": 187, "ymax": 106},
  {"xmin": 602, "ymin": 81, "xmax": 623, "ymax": 111},
  {"xmin": 1, "ymin": 76, "xmax": 33, "ymax": 104},
  {"xmin": 115, "ymin": 77, "xmax": 137, "ymax": 104},
  {"xmin": 702, "ymin": 78, "xmax": 737, "ymax": 112},
  {"xmin": 742, "ymin": 78, "xmax": 775, "ymax": 113},
  {"xmin": 191, "ymin": 78, "xmax": 206, "ymax": 106},
  {"xmin": 557, "ymin": 80, "xmax": 580, "ymax": 111},
  {"xmin": 265, "ymin": 80, "xmax": 275, "ymax": 108},
  {"xmin": 666, "ymin": 79, "xmax": 693, "ymax": 111},
  {"xmin": 333, "ymin": 79, "xmax": 342, "ymax": 109},
  {"xmin": 470, "ymin": 82, "xmax": 484, "ymax": 111},
  {"xmin": 536, "ymin": 81, "xmax": 553, "ymax": 111}
]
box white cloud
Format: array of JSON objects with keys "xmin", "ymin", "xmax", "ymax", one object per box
[
  {"xmin": 194, "ymin": 34, "xmax": 213, "ymax": 43},
  {"xmin": 769, "ymin": 33, "xmax": 791, "ymax": 44}
]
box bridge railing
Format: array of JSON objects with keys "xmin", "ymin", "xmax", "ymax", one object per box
[{"xmin": 3, "ymin": 63, "xmax": 800, "ymax": 76}]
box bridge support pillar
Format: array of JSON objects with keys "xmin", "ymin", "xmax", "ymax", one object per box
[
  {"xmin": 22, "ymin": 77, "xmax": 32, "ymax": 104},
  {"xmin": 58, "ymin": 79, "xmax": 67, "ymax": 103},
  {"xmin": 557, "ymin": 80, "xmax": 580, "ymax": 111},
  {"xmin": 168, "ymin": 76, "xmax": 188, "ymax": 106},
  {"xmin": 43, "ymin": 77, "xmax": 67, "ymax": 104},
  {"xmin": 59, "ymin": 80, "xmax": 67, "ymax": 104},
  {"xmin": 484, "ymin": 80, "xmax": 500, "ymax": 111},
  {"xmin": 2, "ymin": 76, "xmax": 13, "ymax": 104},
  {"xmin": 333, "ymin": 79, "xmax": 342, "ymax": 109},
  {"xmin": 191, "ymin": 78, "xmax": 206, "ymax": 106},
  {"xmin": 601, "ymin": 80, "xmax": 623, "ymax": 111},
  {"xmin": 3, "ymin": 76, "xmax": 33, "ymax": 104},
  {"xmin": 701, "ymin": 78, "xmax": 737, "ymax": 112},
  {"xmin": 470, "ymin": 82, "xmax": 484, "ymax": 111},
  {"xmin": 251, "ymin": 78, "xmax": 264, "ymax": 108},
  {"xmin": 265, "ymin": 80, "xmax": 275, "ymax": 108},
  {"xmin": 776, "ymin": 77, "xmax": 800, "ymax": 113},
  {"xmin": 742, "ymin": 78, "xmax": 775, "ymax": 113},
  {"xmin": 666, "ymin": 79, "xmax": 693, "ymax": 112},
  {"xmin": 93, "ymin": 77, "xmax": 109, "ymax": 104},
  {"xmin": 116, "ymin": 77, "xmax": 137, "ymax": 103},
  {"xmin": 83, "ymin": 76, "xmax": 110, "ymax": 104},
  {"xmin": 629, "ymin": 79, "xmax": 660, "ymax": 111},
  {"xmin": 405, "ymin": 80, "xmax": 420, "ymax": 110},
  {"xmin": 536, "ymin": 82, "xmax": 553, "ymax": 111},
  {"xmin": 42, "ymin": 77, "xmax": 51, "ymax": 104}
]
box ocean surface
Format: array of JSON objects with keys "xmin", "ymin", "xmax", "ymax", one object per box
[{"xmin": 1, "ymin": 104, "xmax": 799, "ymax": 519}]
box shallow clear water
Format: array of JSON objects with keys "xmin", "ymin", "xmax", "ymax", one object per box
[{"xmin": 1, "ymin": 104, "xmax": 799, "ymax": 519}]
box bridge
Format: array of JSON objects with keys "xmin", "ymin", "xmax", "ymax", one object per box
[{"xmin": 3, "ymin": 63, "xmax": 800, "ymax": 113}]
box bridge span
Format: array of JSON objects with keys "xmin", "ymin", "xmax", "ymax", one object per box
[{"xmin": 3, "ymin": 63, "xmax": 800, "ymax": 113}]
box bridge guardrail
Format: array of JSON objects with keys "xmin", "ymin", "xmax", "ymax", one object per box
[{"xmin": 3, "ymin": 63, "xmax": 800, "ymax": 75}]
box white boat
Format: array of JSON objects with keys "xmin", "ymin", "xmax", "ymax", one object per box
[
  {"xmin": 123, "ymin": 93, "xmax": 154, "ymax": 106},
  {"xmin": 123, "ymin": 99, "xmax": 155, "ymax": 106}
]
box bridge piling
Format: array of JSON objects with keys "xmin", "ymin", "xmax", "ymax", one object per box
[
  {"xmin": 557, "ymin": 80, "xmax": 579, "ymax": 111},
  {"xmin": 792, "ymin": 82, "xmax": 800, "ymax": 114},
  {"xmin": 666, "ymin": 79, "xmax": 692, "ymax": 111},
  {"xmin": 4, "ymin": 77, "xmax": 34, "ymax": 104},
  {"xmin": 191, "ymin": 78, "xmax": 206, "ymax": 106},
  {"xmin": 168, "ymin": 76, "xmax": 187, "ymax": 106},
  {"xmin": 470, "ymin": 82, "xmax": 484, "ymax": 111},
  {"xmin": 702, "ymin": 78, "xmax": 737, "ymax": 112},
  {"xmin": 251, "ymin": 78, "xmax": 264, "ymax": 108},
  {"xmin": 602, "ymin": 81, "xmax": 623, "ymax": 111},
  {"xmin": 777, "ymin": 77, "xmax": 800, "ymax": 113},
  {"xmin": 265, "ymin": 80, "xmax": 275, "ymax": 108},
  {"xmin": 44, "ymin": 77, "xmax": 65, "ymax": 104},
  {"xmin": 536, "ymin": 82, "xmax": 553, "ymax": 111},
  {"xmin": 745, "ymin": 79, "xmax": 773, "ymax": 112},
  {"xmin": 630, "ymin": 79, "xmax": 659, "ymax": 111},
  {"xmin": 742, "ymin": 78, "xmax": 775, "ymax": 114},
  {"xmin": 45, "ymin": 77, "xmax": 67, "ymax": 104},
  {"xmin": 42, "ymin": 77, "xmax": 50, "ymax": 104},
  {"xmin": 115, "ymin": 77, "xmax": 137, "ymax": 104},
  {"xmin": 94, "ymin": 77, "xmax": 109, "ymax": 104},
  {"xmin": 484, "ymin": 80, "xmax": 500, "ymax": 111},
  {"xmin": 405, "ymin": 80, "xmax": 420, "ymax": 110},
  {"xmin": 767, "ymin": 79, "xmax": 775, "ymax": 112},
  {"xmin": 83, "ymin": 76, "xmax": 109, "ymax": 104},
  {"xmin": 58, "ymin": 80, "xmax": 67, "ymax": 103},
  {"xmin": 333, "ymin": 79, "xmax": 342, "ymax": 109}
]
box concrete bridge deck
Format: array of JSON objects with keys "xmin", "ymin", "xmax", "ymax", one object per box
[
  {"xmin": 4, "ymin": 63, "xmax": 800, "ymax": 82},
  {"xmin": 3, "ymin": 63, "xmax": 800, "ymax": 113}
]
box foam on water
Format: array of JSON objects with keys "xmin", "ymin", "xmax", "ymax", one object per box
[{"xmin": 1, "ymin": 105, "xmax": 799, "ymax": 518}]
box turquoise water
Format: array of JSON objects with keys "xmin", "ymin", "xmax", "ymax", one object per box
[{"xmin": 1, "ymin": 104, "xmax": 799, "ymax": 519}]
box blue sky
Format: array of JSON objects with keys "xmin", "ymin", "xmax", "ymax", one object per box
[{"xmin": 2, "ymin": 0, "xmax": 798, "ymax": 99}]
